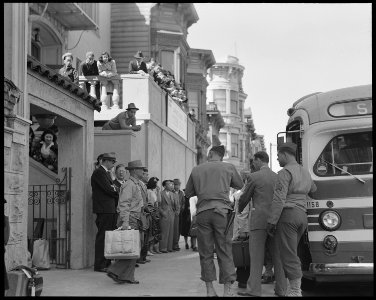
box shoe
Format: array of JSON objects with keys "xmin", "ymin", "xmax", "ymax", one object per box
[
  {"xmin": 167, "ymin": 250, "xmax": 173, "ymax": 252},
  {"xmin": 238, "ymin": 282, "xmax": 247, "ymax": 289},
  {"xmin": 192, "ymin": 247, "xmax": 198, "ymax": 252},
  {"xmin": 144, "ymin": 258, "xmax": 151, "ymax": 263},
  {"xmin": 261, "ymin": 275, "xmax": 275, "ymax": 284},
  {"xmin": 124, "ymin": 279, "xmax": 139, "ymax": 284},
  {"xmin": 237, "ymin": 291, "xmax": 260, "ymax": 297},
  {"xmin": 154, "ymin": 250, "xmax": 162, "ymax": 254},
  {"xmin": 107, "ymin": 272, "xmax": 126, "ymax": 284},
  {"xmin": 135, "ymin": 264, "xmax": 139, "ymax": 267},
  {"xmin": 185, "ymin": 244, "xmax": 189, "ymax": 249},
  {"xmin": 173, "ymin": 247, "xmax": 180, "ymax": 251},
  {"xmin": 137, "ymin": 260, "xmax": 146, "ymax": 264},
  {"xmin": 94, "ymin": 267, "xmax": 108, "ymax": 272},
  {"xmin": 147, "ymin": 251, "xmax": 154, "ymax": 256},
  {"xmin": 160, "ymin": 250, "xmax": 168, "ymax": 253}
]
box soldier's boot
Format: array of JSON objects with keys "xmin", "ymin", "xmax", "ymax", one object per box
[
  {"xmin": 205, "ymin": 281, "xmax": 218, "ymax": 297},
  {"xmin": 286, "ymin": 278, "xmax": 302, "ymax": 297},
  {"xmin": 223, "ymin": 282, "xmax": 235, "ymax": 297}
]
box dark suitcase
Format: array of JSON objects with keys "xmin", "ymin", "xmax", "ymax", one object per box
[
  {"xmin": 5, "ymin": 265, "xmax": 43, "ymax": 296},
  {"xmin": 232, "ymin": 239, "xmax": 250, "ymax": 267}
]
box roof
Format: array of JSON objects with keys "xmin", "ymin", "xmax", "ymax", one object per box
[{"xmin": 27, "ymin": 55, "xmax": 102, "ymax": 112}]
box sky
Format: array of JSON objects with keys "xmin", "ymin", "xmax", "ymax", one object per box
[{"xmin": 187, "ymin": 3, "xmax": 372, "ymax": 172}]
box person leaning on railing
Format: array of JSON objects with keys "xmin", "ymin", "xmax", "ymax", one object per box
[{"xmin": 102, "ymin": 103, "xmax": 141, "ymax": 131}]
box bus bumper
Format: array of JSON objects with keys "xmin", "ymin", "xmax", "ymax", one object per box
[{"xmin": 306, "ymin": 263, "xmax": 374, "ymax": 282}]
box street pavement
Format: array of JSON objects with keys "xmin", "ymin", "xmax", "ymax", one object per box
[
  {"xmin": 38, "ymin": 237, "xmax": 373, "ymax": 297},
  {"xmin": 39, "ymin": 238, "xmax": 277, "ymax": 297}
]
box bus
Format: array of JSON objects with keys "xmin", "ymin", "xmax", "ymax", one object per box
[{"xmin": 277, "ymin": 84, "xmax": 373, "ymax": 288}]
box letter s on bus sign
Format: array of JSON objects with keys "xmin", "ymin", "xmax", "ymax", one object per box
[{"xmin": 328, "ymin": 99, "xmax": 372, "ymax": 117}]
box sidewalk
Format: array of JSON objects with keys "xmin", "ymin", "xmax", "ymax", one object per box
[{"xmin": 39, "ymin": 239, "xmax": 277, "ymax": 297}]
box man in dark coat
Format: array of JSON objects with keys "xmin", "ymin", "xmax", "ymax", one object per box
[
  {"xmin": 129, "ymin": 51, "xmax": 148, "ymax": 75},
  {"xmin": 91, "ymin": 152, "xmax": 119, "ymax": 272},
  {"xmin": 59, "ymin": 52, "xmax": 78, "ymax": 84},
  {"xmin": 79, "ymin": 51, "xmax": 100, "ymax": 99}
]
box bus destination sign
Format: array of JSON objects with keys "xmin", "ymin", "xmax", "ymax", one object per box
[{"xmin": 328, "ymin": 99, "xmax": 372, "ymax": 117}]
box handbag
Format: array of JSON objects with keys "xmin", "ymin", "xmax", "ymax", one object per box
[
  {"xmin": 8, "ymin": 265, "xmax": 43, "ymax": 296},
  {"xmin": 189, "ymin": 216, "xmax": 198, "ymax": 238},
  {"xmin": 32, "ymin": 239, "xmax": 50, "ymax": 270},
  {"xmin": 104, "ymin": 228, "xmax": 140, "ymax": 259},
  {"xmin": 232, "ymin": 239, "xmax": 250, "ymax": 267}
]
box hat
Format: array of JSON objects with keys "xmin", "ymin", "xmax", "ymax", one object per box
[
  {"xmin": 210, "ymin": 145, "xmax": 225, "ymax": 157},
  {"xmin": 62, "ymin": 52, "xmax": 73, "ymax": 61},
  {"xmin": 277, "ymin": 142, "xmax": 297, "ymax": 154},
  {"xmin": 125, "ymin": 160, "xmax": 145, "ymax": 170},
  {"xmin": 102, "ymin": 152, "xmax": 117, "ymax": 160},
  {"xmin": 134, "ymin": 51, "xmax": 144, "ymax": 59},
  {"xmin": 173, "ymin": 179, "xmax": 181, "ymax": 184},
  {"xmin": 126, "ymin": 103, "xmax": 139, "ymax": 111}
]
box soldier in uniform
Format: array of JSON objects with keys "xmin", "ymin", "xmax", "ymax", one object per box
[
  {"xmin": 266, "ymin": 142, "xmax": 317, "ymax": 297},
  {"xmin": 185, "ymin": 145, "xmax": 244, "ymax": 297}
]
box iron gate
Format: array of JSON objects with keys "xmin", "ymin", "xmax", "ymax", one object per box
[{"xmin": 28, "ymin": 167, "xmax": 71, "ymax": 269}]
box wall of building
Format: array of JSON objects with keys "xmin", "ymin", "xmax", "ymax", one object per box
[{"xmin": 67, "ymin": 3, "xmax": 111, "ymax": 70}]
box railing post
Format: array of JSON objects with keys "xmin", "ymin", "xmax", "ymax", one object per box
[
  {"xmin": 112, "ymin": 79, "xmax": 120, "ymax": 109},
  {"xmin": 100, "ymin": 79, "xmax": 108, "ymax": 110},
  {"xmin": 88, "ymin": 80, "xmax": 98, "ymax": 99}
]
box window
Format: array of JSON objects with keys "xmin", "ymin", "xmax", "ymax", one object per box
[
  {"xmin": 230, "ymin": 91, "xmax": 238, "ymax": 114},
  {"xmin": 77, "ymin": 3, "xmax": 99, "ymax": 25},
  {"xmin": 214, "ymin": 89, "xmax": 226, "ymax": 113},
  {"xmin": 314, "ymin": 131, "xmax": 373, "ymax": 177},
  {"xmin": 240, "ymin": 140, "xmax": 244, "ymax": 162},
  {"xmin": 161, "ymin": 50, "xmax": 174, "ymax": 75},
  {"xmin": 231, "ymin": 134, "xmax": 239, "ymax": 157},
  {"xmin": 239, "ymin": 103, "xmax": 243, "ymax": 121},
  {"xmin": 31, "ymin": 41, "xmax": 41, "ymax": 61},
  {"xmin": 219, "ymin": 132, "xmax": 227, "ymax": 147}
]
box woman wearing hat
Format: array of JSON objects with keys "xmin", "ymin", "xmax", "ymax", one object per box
[
  {"xmin": 59, "ymin": 52, "xmax": 78, "ymax": 84},
  {"xmin": 129, "ymin": 51, "xmax": 148, "ymax": 75},
  {"xmin": 102, "ymin": 103, "xmax": 141, "ymax": 131}
]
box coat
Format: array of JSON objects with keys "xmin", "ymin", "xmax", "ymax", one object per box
[
  {"xmin": 238, "ymin": 166, "xmax": 278, "ymax": 230},
  {"xmin": 159, "ymin": 190, "xmax": 176, "ymax": 219},
  {"xmin": 128, "ymin": 60, "xmax": 148, "ymax": 74},
  {"xmin": 91, "ymin": 166, "xmax": 119, "ymax": 214}
]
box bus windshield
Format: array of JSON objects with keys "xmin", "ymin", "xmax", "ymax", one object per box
[{"xmin": 314, "ymin": 131, "xmax": 373, "ymax": 177}]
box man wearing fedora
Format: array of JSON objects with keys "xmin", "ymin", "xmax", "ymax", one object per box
[
  {"xmin": 106, "ymin": 160, "xmax": 146, "ymax": 284},
  {"xmin": 266, "ymin": 142, "xmax": 317, "ymax": 296},
  {"xmin": 185, "ymin": 145, "xmax": 244, "ymax": 297},
  {"xmin": 172, "ymin": 178, "xmax": 185, "ymax": 251},
  {"xmin": 102, "ymin": 103, "xmax": 142, "ymax": 131},
  {"xmin": 91, "ymin": 152, "xmax": 119, "ymax": 272},
  {"xmin": 129, "ymin": 51, "xmax": 148, "ymax": 75},
  {"xmin": 59, "ymin": 52, "xmax": 78, "ymax": 84}
]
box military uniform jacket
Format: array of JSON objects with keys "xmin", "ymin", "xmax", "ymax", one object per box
[
  {"xmin": 238, "ymin": 166, "xmax": 278, "ymax": 230},
  {"xmin": 267, "ymin": 162, "xmax": 317, "ymax": 225}
]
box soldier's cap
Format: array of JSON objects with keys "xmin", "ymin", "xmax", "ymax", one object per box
[
  {"xmin": 62, "ymin": 52, "xmax": 73, "ymax": 61},
  {"xmin": 277, "ymin": 142, "xmax": 297, "ymax": 154},
  {"xmin": 210, "ymin": 145, "xmax": 225, "ymax": 157},
  {"xmin": 173, "ymin": 179, "xmax": 181, "ymax": 184}
]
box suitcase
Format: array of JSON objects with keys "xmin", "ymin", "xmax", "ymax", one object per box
[
  {"xmin": 5, "ymin": 265, "xmax": 43, "ymax": 296},
  {"xmin": 232, "ymin": 239, "xmax": 250, "ymax": 267}
]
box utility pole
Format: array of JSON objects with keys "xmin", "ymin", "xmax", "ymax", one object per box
[{"xmin": 270, "ymin": 142, "xmax": 273, "ymax": 170}]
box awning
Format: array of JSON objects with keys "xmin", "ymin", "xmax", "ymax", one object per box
[{"xmin": 44, "ymin": 3, "xmax": 98, "ymax": 31}]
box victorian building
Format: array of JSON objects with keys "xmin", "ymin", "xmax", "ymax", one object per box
[
  {"xmin": 4, "ymin": 3, "xmax": 212, "ymax": 272},
  {"xmin": 206, "ymin": 55, "xmax": 248, "ymax": 173}
]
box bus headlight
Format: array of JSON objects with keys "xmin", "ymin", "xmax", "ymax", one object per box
[{"xmin": 319, "ymin": 210, "xmax": 341, "ymax": 231}]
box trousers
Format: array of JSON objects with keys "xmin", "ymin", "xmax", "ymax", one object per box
[
  {"xmin": 159, "ymin": 212, "xmax": 174, "ymax": 251},
  {"xmin": 94, "ymin": 213, "xmax": 117, "ymax": 269},
  {"xmin": 172, "ymin": 213, "xmax": 180, "ymax": 249},
  {"xmin": 247, "ymin": 229, "xmax": 287, "ymax": 296},
  {"xmin": 196, "ymin": 208, "xmax": 236, "ymax": 284},
  {"xmin": 275, "ymin": 207, "xmax": 307, "ymax": 280}
]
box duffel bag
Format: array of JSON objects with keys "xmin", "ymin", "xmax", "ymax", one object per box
[{"xmin": 104, "ymin": 228, "xmax": 140, "ymax": 260}]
